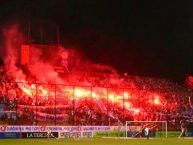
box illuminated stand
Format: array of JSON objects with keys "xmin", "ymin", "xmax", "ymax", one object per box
[{"xmin": 125, "ymin": 121, "xmax": 167, "ymax": 138}]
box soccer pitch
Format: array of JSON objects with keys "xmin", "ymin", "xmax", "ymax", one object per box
[{"xmin": 0, "ymin": 138, "xmax": 192, "ymax": 145}]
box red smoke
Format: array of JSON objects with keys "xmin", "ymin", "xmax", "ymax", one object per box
[
  {"xmin": 2, "ymin": 24, "xmax": 168, "ymax": 122},
  {"xmin": 3, "ymin": 25, "xmax": 26, "ymax": 82}
]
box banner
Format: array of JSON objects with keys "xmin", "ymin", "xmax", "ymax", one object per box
[
  {"xmin": 0, "ymin": 132, "xmax": 20, "ymax": 139},
  {"xmin": 0, "ymin": 125, "xmax": 114, "ymax": 132},
  {"xmin": 0, "ymin": 125, "xmax": 126, "ymax": 139},
  {"xmin": 82, "ymin": 132, "xmax": 93, "ymax": 138},
  {"xmin": 21, "ymin": 132, "xmax": 58, "ymax": 138},
  {"xmin": 21, "ymin": 44, "xmax": 30, "ymax": 65},
  {"xmin": 59, "ymin": 132, "xmax": 92, "ymax": 138},
  {"xmin": 59, "ymin": 132, "xmax": 81, "ymax": 138}
]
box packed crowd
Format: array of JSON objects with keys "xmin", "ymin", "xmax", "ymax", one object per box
[{"xmin": 0, "ymin": 66, "xmax": 193, "ymax": 128}]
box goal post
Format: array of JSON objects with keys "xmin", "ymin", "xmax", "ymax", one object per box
[{"xmin": 125, "ymin": 121, "xmax": 167, "ymax": 138}]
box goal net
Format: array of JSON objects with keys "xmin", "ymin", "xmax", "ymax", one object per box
[{"xmin": 126, "ymin": 121, "xmax": 167, "ymax": 138}]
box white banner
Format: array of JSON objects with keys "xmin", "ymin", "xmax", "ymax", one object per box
[{"xmin": 0, "ymin": 125, "xmax": 123, "ymax": 133}]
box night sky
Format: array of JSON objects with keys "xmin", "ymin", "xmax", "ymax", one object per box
[{"xmin": 1, "ymin": 0, "xmax": 193, "ymax": 82}]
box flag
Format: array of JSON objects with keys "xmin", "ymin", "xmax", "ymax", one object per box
[{"xmin": 186, "ymin": 75, "xmax": 193, "ymax": 89}]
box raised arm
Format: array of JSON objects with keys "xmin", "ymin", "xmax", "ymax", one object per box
[{"xmin": 189, "ymin": 96, "xmax": 193, "ymax": 109}]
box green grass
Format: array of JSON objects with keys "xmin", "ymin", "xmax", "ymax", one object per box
[{"xmin": 0, "ymin": 138, "xmax": 192, "ymax": 145}]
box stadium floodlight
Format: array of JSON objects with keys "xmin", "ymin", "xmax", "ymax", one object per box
[{"xmin": 125, "ymin": 121, "xmax": 167, "ymax": 138}]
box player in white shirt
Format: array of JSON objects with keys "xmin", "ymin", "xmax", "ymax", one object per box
[
  {"xmin": 144, "ymin": 127, "xmax": 150, "ymax": 139},
  {"xmin": 47, "ymin": 128, "xmax": 52, "ymax": 138}
]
